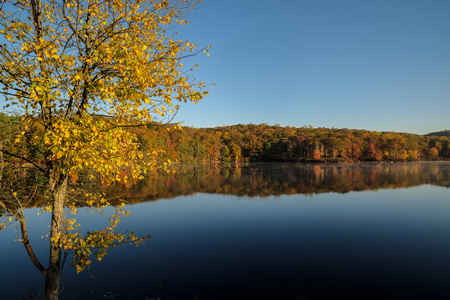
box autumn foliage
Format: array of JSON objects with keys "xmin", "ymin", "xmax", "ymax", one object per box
[{"xmin": 128, "ymin": 123, "xmax": 450, "ymax": 163}]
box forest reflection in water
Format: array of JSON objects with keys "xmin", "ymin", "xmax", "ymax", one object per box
[
  {"xmin": 101, "ymin": 161, "xmax": 450, "ymax": 203},
  {"xmin": 5, "ymin": 162, "xmax": 448, "ymax": 209}
]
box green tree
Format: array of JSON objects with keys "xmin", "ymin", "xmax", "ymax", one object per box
[
  {"xmin": 0, "ymin": 0, "xmax": 209, "ymax": 298},
  {"xmin": 220, "ymin": 144, "xmax": 231, "ymax": 162}
]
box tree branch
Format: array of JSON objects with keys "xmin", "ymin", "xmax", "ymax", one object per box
[{"xmin": 1, "ymin": 149, "xmax": 46, "ymax": 173}]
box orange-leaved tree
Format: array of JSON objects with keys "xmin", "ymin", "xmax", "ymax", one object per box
[{"xmin": 0, "ymin": 0, "xmax": 209, "ymax": 298}]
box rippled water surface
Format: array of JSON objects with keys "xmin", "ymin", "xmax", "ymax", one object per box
[{"xmin": 2, "ymin": 162, "xmax": 450, "ymax": 299}]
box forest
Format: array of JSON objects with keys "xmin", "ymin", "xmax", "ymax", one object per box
[
  {"xmin": 131, "ymin": 124, "xmax": 450, "ymax": 162},
  {"xmin": 132, "ymin": 122, "xmax": 450, "ymax": 163},
  {"xmin": 1, "ymin": 113, "xmax": 449, "ymax": 165}
]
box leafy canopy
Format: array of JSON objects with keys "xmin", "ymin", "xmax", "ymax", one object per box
[{"xmin": 1, "ymin": 0, "xmax": 208, "ymax": 180}]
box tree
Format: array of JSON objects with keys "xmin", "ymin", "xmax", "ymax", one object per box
[
  {"xmin": 0, "ymin": 0, "xmax": 209, "ymax": 298},
  {"xmin": 428, "ymin": 147, "xmax": 439, "ymax": 159},
  {"xmin": 220, "ymin": 143, "xmax": 231, "ymax": 162}
]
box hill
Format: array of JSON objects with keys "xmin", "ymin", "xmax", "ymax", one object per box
[{"xmin": 425, "ymin": 130, "xmax": 450, "ymax": 137}]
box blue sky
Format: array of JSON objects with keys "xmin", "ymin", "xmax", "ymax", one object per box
[{"xmin": 172, "ymin": 0, "xmax": 450, "ymax": 135}]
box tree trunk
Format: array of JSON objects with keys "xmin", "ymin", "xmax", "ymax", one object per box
[{"xmin": 44, "ymin": 175, "xmax": 68, "ymax": 300}]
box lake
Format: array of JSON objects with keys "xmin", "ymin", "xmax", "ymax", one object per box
[{"xmin": 2, "ymin": 162, "xmax": 450, "ymax": 299}]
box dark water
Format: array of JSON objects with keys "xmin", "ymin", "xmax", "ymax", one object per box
[{"xmin": 2, "ymin": 162, "xmax": 450, "ymax": 299}]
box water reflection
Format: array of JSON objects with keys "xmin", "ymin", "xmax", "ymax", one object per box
[
  {"xmin": 102, "ymin": 162, "xmax": 450, "ymax": 203},
  {"xmin": 5, "ymin": 162, "xmax": 448, "ymax": 210},
  {"xmin": 2, "ymin": 162, "xmax": 450, "ymax": 299}
]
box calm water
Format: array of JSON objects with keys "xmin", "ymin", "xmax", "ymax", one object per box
[{"xmin": 2, "ymin": 162, "xmax": 450, "ymax": 299}]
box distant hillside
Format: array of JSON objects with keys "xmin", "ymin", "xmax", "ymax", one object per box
[
  {"xmin": 425, "ymin": 130, "xmax": 450, "ymax": 137},
  {"xmin": 127, "ymin": 123, "xmax": 450, "ymax": 162}
]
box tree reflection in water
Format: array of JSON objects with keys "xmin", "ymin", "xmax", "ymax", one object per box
[{"xmin": 97, "ymin": 162, "xmax": 450, "ymax": 204}]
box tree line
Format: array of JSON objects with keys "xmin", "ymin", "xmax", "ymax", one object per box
[{"xmin": 129, "ymin": 123, "xmax": 450, "ymax": 163}]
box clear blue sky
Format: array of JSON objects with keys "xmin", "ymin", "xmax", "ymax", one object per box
[{"xmin": 172, "ymin": 0, "xmax": 450, "ymax": 135}]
